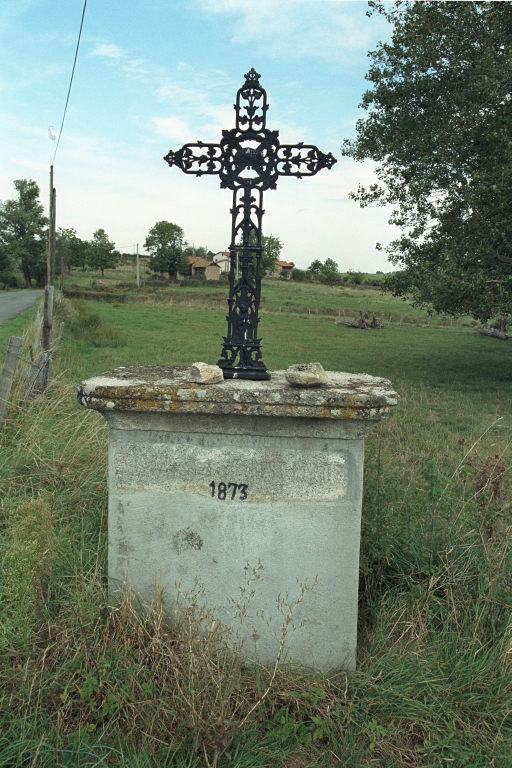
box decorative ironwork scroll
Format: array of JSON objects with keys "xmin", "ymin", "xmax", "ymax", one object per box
[{"xmin": 164, "ymin": 69, "xmax": 337, "ymax": 380}]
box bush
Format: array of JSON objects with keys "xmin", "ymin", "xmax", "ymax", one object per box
[
  {"xmin": 291, "ymin": 268, "xmax": 307, "ymax": 282},
  {"xmin": 68, "ymin": 303, "xmax": 127, "ymax": 347},
  {"xmin": 346, "ymin": 270, "xmax": 364, "ymax": 285}
]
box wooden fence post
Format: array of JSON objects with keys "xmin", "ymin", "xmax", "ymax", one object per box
[
  {"xmin": 0, "ymin": 336, "xmax": 23, "ymax": 418},
  {"xmin": 22, "ymin": 352, "xmax": 48, "ymax": 400},
  {"xmin": 53, "ymin": 322, "xmax": 65, "ymax": 355},
  {"xmin": 41, "ymin": 285, "xmax": 54, "ymax": 391},
  {"xmin": 33, "ymin": 304, "xmax": 44, "ymax": 354}
]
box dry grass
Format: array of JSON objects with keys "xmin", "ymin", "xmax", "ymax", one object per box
[{"xmin": 0, "ymin": 304, "xmax": 511, "ymax": 767}]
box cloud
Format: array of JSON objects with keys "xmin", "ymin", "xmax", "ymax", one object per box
[
  {"xmin": 151, "ymin": 116, "xmax": 193, "ymax": 143},
  {"xmin": 155, "ymin": 74, "xmax": 235, "ymax": 142},
  {"xmin": 193, "ymin": 0, "xmax": 386, "ymax": 62},
  {"xmin": 90, "ymin": 43, "xmax": 124, "ymax": 60}
]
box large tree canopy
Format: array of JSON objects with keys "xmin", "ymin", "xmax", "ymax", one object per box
[
  {"xmin": 0, "ymin": 180, "xmax": 48, "ymax": 288},
  {"xmin": 86, "ymin": 229, "xmax": 120, "ymax": 278},
  {"xmin": 342, "ymin": 1, "xmax": 512, "ymax": 320},
  {"xmin": 56, "ymin": 228, "xmax": 89, "ymax": 273},
  {"xmin": 144, "ymin": 221, "xmax": 187, "ymax": 278}
]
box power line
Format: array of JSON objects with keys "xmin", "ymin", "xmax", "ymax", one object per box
[{"xmin": 52, "ymin": 0, "xmax": 88, "ymax": 165}]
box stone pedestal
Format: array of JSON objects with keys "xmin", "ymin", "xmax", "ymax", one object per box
[{"xmin": 78, "ymin": 366, "xmax": 397, "ymax": 671}]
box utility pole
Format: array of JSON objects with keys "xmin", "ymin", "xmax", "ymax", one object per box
[
  {"xmin": 60, "ymin": 247, "xmax": 64, "ymax": 291},
  {"xmin": 142, "ymin": 249, "xmax": 146, "ymax": 288},
  {"xmin": 47, "ymin": 165, "xmax": 56, "ymax": 286},
  {"xmin": 42, "ymin": 165, "xmax": 56, "ymax": 391},
  {"xmin": 136, "ymin": 243, "xmax": 140, "ymax": 288}
]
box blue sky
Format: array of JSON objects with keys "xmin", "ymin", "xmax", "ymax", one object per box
[{"xmin": 0, "ymin": 0, "xmax": 395, "ymax": 270}]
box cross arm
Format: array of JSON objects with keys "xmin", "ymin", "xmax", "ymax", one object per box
[
  {"xmin": 276, "ymin": 143, "xmax": 337, "ymax": 178},
  {"xmin": 164, "ymin": 142, "xmax": 223, "ymax": 176}
]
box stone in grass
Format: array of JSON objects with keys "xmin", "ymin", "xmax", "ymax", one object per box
[
  {"xmin": 188, "ymin": 362, "xmax": 224, "ymax": 384},
  {"xmin": 285, "ymin": 362, "xmax": 328, "ymax": 388}
]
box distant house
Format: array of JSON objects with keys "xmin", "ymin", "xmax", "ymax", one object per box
[
  {"xmin": 269, "ymin": 260, "xmax": 294, "ymax": 279},
  {"xmin": 213, "ymin": 251, "xmax": 231, "ymax": 274},
  {"xmin": 179, "ymin": 256, "xmax": 221, "ymax": 281}
]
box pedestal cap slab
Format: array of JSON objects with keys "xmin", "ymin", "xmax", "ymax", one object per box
[{"xmin": 77, "ymin": 365, "xmax": 398, "ymax": 421}]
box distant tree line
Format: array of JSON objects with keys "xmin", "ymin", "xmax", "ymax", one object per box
[
  {"xmin": 0, "ymin": 180, "xmax": 284, "ymax": 288},
  {"xmin": 0, "ymin": 179, "xmax": 122, "ymax": 287},
  {"xmin": 144, "ymin": 221, "xmax": 283, "ymax": 280},
  {"xmin": 292, "ymin": 258, "xmax": 380, "ymax": 286}
]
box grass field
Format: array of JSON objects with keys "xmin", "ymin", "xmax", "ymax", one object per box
[
  {"xmin": 62, "ymin": 261, "xmax": 478, "ymax": 326},
  {"xmin": 0, "ymin": 287, "xmax": 511, "ymax": 767}
]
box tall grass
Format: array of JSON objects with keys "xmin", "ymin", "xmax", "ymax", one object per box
[{"xmin": 0, "ymin": 304, "xmax": 510, "ymax": 766}]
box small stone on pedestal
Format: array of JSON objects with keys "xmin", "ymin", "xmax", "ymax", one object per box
[
  {"xmin": 285, "ymin": 363, "xmax": 328, "ymax": 387},
  {"xmin": 188, "ymin": 362, "xmax": 224, "ymax": 384}
]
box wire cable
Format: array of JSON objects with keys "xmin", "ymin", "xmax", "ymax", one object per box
[{"xmin": 52, "ymin": 0, "xmax": 88, "ymax": 165}]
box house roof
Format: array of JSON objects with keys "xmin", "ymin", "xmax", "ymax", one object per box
[
  {"xmin": 275, "ymin": 260, "xmax": 294, "ymax": 268},
  {"xmin": 188, "ymin": 256, "xmax": 221, "ymax": 269}
]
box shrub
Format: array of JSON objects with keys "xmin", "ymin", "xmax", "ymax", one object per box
[{"xmin": 68, "ymin": 303, "xmax": 127, "ymax": 347}]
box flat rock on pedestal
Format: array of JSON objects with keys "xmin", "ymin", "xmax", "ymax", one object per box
[
  {"xmin": 285, "ymin": 362, "xmax": 328, "ymax": 387},
  {"xmin": 188, "ymin": 362, "xmax": 224, "ymax": 384}
]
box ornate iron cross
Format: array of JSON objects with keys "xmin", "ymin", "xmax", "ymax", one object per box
[{"xmin": 164, "ymin": 69, "xmax": 337, "ymax": 380}]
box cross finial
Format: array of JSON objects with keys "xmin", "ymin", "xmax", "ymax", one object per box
[{"xmin": 244, "ymin": 68, "xmax": 261, "ymax": 86}]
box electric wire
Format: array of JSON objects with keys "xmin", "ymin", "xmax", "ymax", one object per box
[{"xmin": 51, "ymin": 0, "xmax": 88, "ymax": 165}]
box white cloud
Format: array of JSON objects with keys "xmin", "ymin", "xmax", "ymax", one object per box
[
  {"xmin": 193, "ymin": 0, "xmax": 386, "ymax": 62},
  {"xmin": 151, "ymin": 116, "xmax": 193, "ymax": 143},
  {"xmin": 155, "ymin": 75, "xmax": 235, "ymax": 142},
  {"xmin": 90, "ymin": 43, "xmax": 124, "ymax": 60}
]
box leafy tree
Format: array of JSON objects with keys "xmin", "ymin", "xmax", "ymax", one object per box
[
  {"xmin": 56, "ymin": 228, "xmax": 89, "ymax": 274},
  {"xmin": 239, "ymin": 233, "xmax": 283, "ymax": 278},
  {"xmin": 0, "ymin": 244, "xmax": 15, "ymax": 288},
  {"xmin": 307, "ymin": 260, "xmax": 323, "ymax": 278},
  {"xmin": 183, "ymin": 245, "xmax": 209, "ymax": 260},
  {"xmin": 307, "ymin": 258, "xmax": 341, "ymax": 284},
  {"xmin": 70, "ymin": 236, "xmax": 89, "ymax": 272},
  {"xmin": 321, "ymin": 258, "xmax": 341, "ymax": 284},
  {"xmin": 144, "ymin": 221, "xmax": 187, "ymax": 279},
  {"xmin": 0, "ymin": 179, "xmax": 48, "ymax": 288},
  {"xmin": 260, "ymin": 234, "xmax": 283, "ymax": 277},
  {"xmin": 342, "ymin": 1, "xmax": 512, "ymax": 321},
  {"xmin": 86, "ymin": 229, "xmax": 120, "ymax": 278},
  {"xmin": 291, "ymin": 268, "xmax": 307, "ymax": 282}
]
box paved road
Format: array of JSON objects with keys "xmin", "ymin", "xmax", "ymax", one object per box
[{"xmin": 0, "ymin": 290, "xmax": 45, "ymax": 323}]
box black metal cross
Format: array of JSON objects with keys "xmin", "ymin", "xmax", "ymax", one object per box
[{"xmin": 164, "ymin": 69, "xmax": 337, "ymax": 380}]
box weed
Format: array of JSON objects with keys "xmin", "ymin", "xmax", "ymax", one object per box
[{"xmin": 68, "ymin": 302, "xmax": 127, "ymax": 348}]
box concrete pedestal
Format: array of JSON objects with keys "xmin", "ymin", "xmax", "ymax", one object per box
[{"xmin": 78, "ymin": 366, "xmax": 397, "ymax": 671}]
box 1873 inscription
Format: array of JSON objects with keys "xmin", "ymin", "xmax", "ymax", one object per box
[
  {"xmin": 114, "ymin": 438, "xmax": 347, "ymax": 501},
  {"xmin": 209, "ymin": 481, "xmax": 248, "ymax": 500}
]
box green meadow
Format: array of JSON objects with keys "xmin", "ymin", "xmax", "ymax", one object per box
[{"xmin": 0, "ymin": 283, "xmax": 511, "ymax": 767}]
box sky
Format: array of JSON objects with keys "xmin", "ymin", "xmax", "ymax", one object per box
[{"xmin": 0, "ymin": 0, "xmax": 396, "ymax": 271}]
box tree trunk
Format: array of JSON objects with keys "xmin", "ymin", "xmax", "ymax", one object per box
[
  {"xmin": 101, "ymin": 267, "xmax": 105, "ymax": 278},
  {"xmin": 478, "ymin": 327, "xmax": 508, "ymax": 340}
]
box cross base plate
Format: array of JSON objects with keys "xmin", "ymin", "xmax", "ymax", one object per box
[{"xmin": 220, "ymin": 367, "xmax": 271, "ymax": 381}]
